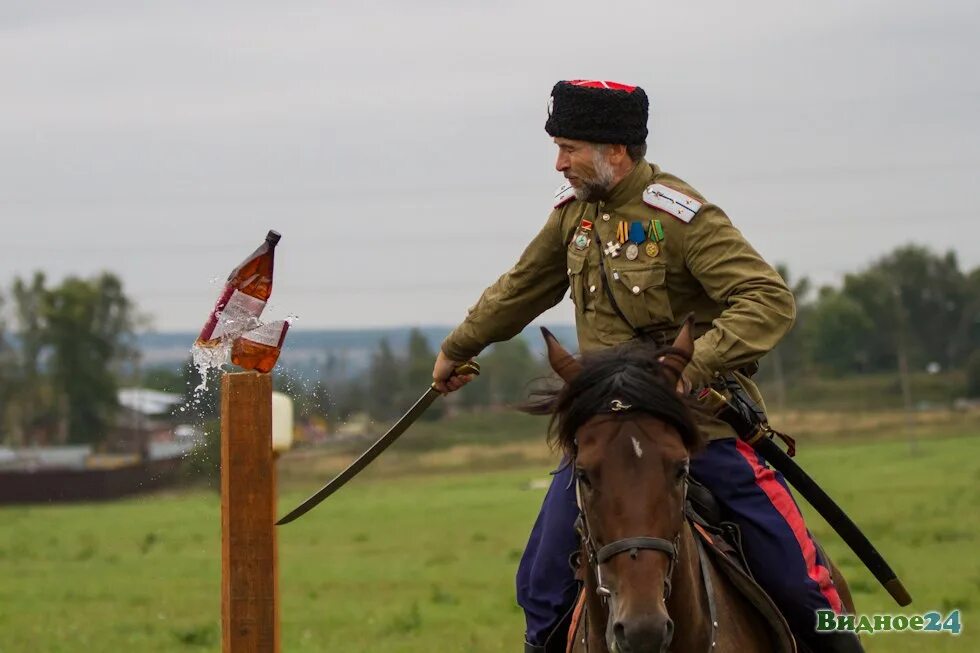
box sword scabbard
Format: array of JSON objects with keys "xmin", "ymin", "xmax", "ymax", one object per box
[{"xmin": 697, "ymin": 386, "xmax": 912, "ymax": 607}]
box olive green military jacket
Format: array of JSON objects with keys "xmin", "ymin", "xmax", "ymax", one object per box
[{"xmin": 441, "ymin": 160, "xmax": 795, "ymax": 438}]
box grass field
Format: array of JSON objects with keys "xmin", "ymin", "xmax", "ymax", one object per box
[{"xmin": 0, "ymin": 419, "xmax": 977, "ymax": 652}]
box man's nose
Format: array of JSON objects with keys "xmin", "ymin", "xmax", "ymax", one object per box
[{"xmin": 555, "ymin": 152, "xmax": 569, "ymax": 172}]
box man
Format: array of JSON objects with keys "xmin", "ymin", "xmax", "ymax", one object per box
[{"xmin": 433, "ymin": 80, "xmax": 861, "ymax": 653}]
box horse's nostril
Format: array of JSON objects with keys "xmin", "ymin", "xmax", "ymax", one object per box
[
  {"xmin": 613, "ymin": 615, "xmax": 672, "ymax": 653},
  {"xmin": 613, "ymin": 620, "xmax": 627, "ymax": 643}
]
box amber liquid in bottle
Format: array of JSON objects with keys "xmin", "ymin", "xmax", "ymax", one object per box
[
  {"xmin": 196, "ymin": 230, "xmax": 281, "ymax": 347},
  {"xmin": 232, "ymin": 320, "xmax": 290, "ymax": 373}
]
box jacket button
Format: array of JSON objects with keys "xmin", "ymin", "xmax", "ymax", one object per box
[
  {"xmin": 602, "ymin": 213, "xmax": 611, "ymax": 221},
  {"xmin": 589, "ymin": 285, "xmax": 596, "ymax": 293},
  {"xmin": 632, "ymin": 286, "xmax": 641, "ymax": 294}
]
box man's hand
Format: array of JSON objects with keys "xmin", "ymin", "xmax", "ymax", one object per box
[
  {"xmin": 676, "ymin": 373, "xmax": 693, "ymax": 396},
  {"xmin": 432, "ymin": 350, "xmax": 475, "ymax": 394}
]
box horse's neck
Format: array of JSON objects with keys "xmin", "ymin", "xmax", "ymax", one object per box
[
  {"xmin": 581, "ymin": 522, "xmax": 712, "ymax": 653},
  {"xmin": 665, "ymin": 522, "xmax": 713, "ymax": 651}
]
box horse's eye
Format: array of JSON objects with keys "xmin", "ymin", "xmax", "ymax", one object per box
[
  {"xmin": 575, "ymin": 468, "xmax": 591, "ymax": 488},
  {"xmin": 675, "ymin": 464, "xmax": 689, "ymax": 484}
]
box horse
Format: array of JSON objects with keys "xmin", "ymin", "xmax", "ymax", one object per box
[{"xmin": 525, "ymin": 320, "xmax": 856, "ymax": 653}]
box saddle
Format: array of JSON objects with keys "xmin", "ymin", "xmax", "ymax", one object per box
[{"xmin": 685, "ymin": 479, "xmax": 796, "ymax": 652}]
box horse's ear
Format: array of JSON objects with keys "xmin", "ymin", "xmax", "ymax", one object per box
[
  {"xmin": 540, "ymin": 327, "xmax": 582, "ymax": 383},
  {"xmin": 671, "ymin": 314, "xmax": 695, "ymax": 358},
  {"xmin": 659, "ymin": 314, "xmax": 695, "ymax": 385}
]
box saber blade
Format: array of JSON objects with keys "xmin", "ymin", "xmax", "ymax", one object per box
[
  {"xmin": 276, "ymin": 361, "xmax": 479, "ymax": 526},
  {"xmin": 275, "ymin": 389, "xmax": 438, "ymax": 525}
]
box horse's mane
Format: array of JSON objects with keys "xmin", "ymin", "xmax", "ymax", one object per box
[{"xmin": 524, "ymin": 341, "xmax": 706, "ymax": 456}]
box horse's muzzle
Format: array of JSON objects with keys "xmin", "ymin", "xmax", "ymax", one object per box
[{"xmin": 612, "ymin": 614, "xmax": 673, "ymax": 653}]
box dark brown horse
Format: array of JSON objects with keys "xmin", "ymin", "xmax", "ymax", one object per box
[{"xmin": 528, "ymin": 322, "xmax": 855, "ymax": 653}]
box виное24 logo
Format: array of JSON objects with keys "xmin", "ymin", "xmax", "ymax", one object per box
[{"xmin": 816, "ymin": 609, "xmax": 963, "ymax": 636}]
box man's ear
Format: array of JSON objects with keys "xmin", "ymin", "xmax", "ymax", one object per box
[{"xmin": 609, "ymin": 143, "xmax": 628, "ymax": 164}]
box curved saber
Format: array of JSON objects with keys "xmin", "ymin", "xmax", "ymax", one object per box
[
  {"xmin": 700, "ymin": 387, "xmax": 913, "ymax": 607},
  {"xmin": 276, "ymin": 361, "xmax": 479, "ymax": 525}
]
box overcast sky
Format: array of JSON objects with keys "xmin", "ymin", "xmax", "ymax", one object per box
[{"xmin": 2, "ymin": 0, "xmax": 978, "ymax": 332}]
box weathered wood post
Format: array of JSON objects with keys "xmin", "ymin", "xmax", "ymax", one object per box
[{"xmin": 221, "ymin": 371, "xmax": 280, "ymax": 653}]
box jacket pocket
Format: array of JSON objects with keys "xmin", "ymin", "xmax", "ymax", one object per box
[
  {"xmin": 610, "ymin": 264, "xmax": 674, "ymax": 328},
  {"xmin": 567, "ymin": 251, "xmax": 589, "ymax": 308}
]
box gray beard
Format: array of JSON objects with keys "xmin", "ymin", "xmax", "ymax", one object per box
[{"xmin": 573, "ymin": 150, "xmax": 617, "ymax": 203}]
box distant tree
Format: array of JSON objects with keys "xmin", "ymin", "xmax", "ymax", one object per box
[
  {"xmin": 966, "ymin": 351, "xmax": 980, "ymax": 399},
  {"xmin": 841, "ymin": 247, "xmax": 966, "ymax": 372},
  {"xmin": 803, "ymin": 288, "xmax": 875, "ymax": 376},
  {"xmin": 482, "ymin": 337, "xmax": 538, "ymax": 406},
  {"xmin": 762, "ymin": 264, "xmax": 813, "ymax": 408},
  {"xmin": 10, "ymin": 272, "xmax": 51, "ymax": 444},
  {"xmin": 333, "ymin": 378, "xmax": 367, "ymax": 420},
  {"xmin": 403, "ymin": 328, "xmax": 443, "ymax": 420},
  {"xmin": 0, "ymin": 290, "xmax": 15, "ymax": 444},
  {"xmin": 950, "ymin": 266, "xmax": 980, "ymax": 366},
  {"xmin": 367, "ymin": 338, "xmax": 403, "ymax": 421},
  {"xmin": 42, "ymin": 273, "xmax": 138, "ymax": 444}
]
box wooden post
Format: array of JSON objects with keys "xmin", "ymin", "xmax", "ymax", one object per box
[{"xmin": 221, "ymin": 371, "xmax": 280, "ymax": 653}]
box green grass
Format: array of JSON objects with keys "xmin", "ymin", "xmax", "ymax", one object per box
[{"xmin": 1, "ymin": 432, "xmax": 977, "ymax": 652}]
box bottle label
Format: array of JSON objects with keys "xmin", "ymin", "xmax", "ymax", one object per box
[
  {"xmin": 199, "ymin": 287, "xmax": 267, "ymax": 342},
  {"xmin": 239, "ymin": 320, "xmax": 289, "ymax": 347}
]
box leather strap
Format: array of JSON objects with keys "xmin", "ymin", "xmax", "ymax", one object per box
[
  {"xmin": 694, "ymin": 531, "xmax": 719, "ymax": 650},
  {"xmin": 597, "ymin": 536, "xmax": 676, "ymax": 564}
]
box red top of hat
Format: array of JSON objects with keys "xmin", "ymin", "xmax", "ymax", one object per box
[{"xmin": 567, "ymin": 80, "xmax": 638, "ymax": 92}]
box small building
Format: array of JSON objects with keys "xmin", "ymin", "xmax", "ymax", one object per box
[{"xmin": 111, "ymin": 387, "xmax": 185, "ymax": 455}]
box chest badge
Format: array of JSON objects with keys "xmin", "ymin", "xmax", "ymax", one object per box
[
  {"xmin": 604, "ymin": 241, "xmax": 622, "ymax": 258},
  {"xmin": 625, "ymin": 243, "xmax": 639, "ymax": 260},
  {"xmin": 646, "ymin": 242, "xmax": 660, "ymax": 258},
  {"xmin": 572, "ymin": 218, "xmax": 593, "ymax": 250}
]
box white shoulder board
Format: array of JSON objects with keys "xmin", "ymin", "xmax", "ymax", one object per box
[
  {"xmin": 554, "ymin": 181, "xmax": 576, "ymax": 208},
  {"xmin": 643, "ymin": 183, "xmax": 702, "ymax": 222}
]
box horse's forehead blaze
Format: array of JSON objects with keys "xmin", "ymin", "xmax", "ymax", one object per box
[{"xmin": 576, "ymin": 417, "xmax": 687, "ymax": 468}]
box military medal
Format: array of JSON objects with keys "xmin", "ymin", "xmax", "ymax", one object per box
[
  {"xmin": 644, "ymin": 219, "xmax": 664, "ymax": 258},
  {"xmin": 604, "ymin": 241, "xmax": 622, "ymax": 258},
  {"xmin": 572, "ymin": 219, "xmax": 594, "ymax": 250},
  {"xmin": 625, "ymin": 243, "xmax": 639, "ymax": 260},
  {"xmin": 616, "ymin": 220, "xmax": 629, "ymax": 244},
  {"xmin": 648, "ymin": 219, "xmax": 665, "ymax": 242},
  {"xmin": 628, "ymin": 221, "xmax": 646, "ymax": 244}
]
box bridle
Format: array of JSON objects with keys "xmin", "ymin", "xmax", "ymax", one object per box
[
  {"xmin": 571, "ymin": 400, "xmax": 718, "ymax": 652},
  {"xmin": 573, "ymin": 401, "xmax": 687, "ymax": 603},
  {"xmin": 575, "ymin": 467, "xmax": 684, "ymax": 604}
]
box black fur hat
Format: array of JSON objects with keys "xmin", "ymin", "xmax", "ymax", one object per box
[{"xmin": 545, "ymin": 80, "xmax": 649, "ymax": 145}]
